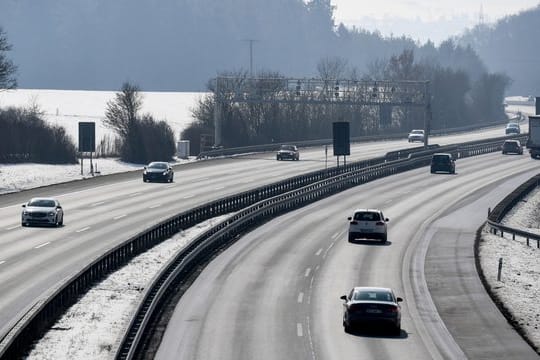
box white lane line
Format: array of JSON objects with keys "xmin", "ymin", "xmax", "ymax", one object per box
[
  {"xmin": 323, "ymin": 241, "xmax": 336, "ymax": 259},
  {"xmin": 76, "ymin": 227, "xmax": 90, "ymax": 233},
  {"xmin": 129, "ymin": 192, "xmax": 141, "ymax": 197},
  {"xmin": 0, "ymin": 261, "xmax": 5, "ymax": 265},
  {"xmin": 297, "ymin": 292, "xmax": 304, "ymax": 303},
  {"xmin": 6, "ymin": 225, "xmax": 20, "ymax": 230},
  {"xmin": 315, "ymin": 248, "xmax": 322, "ymax": 256},
  {"xmin": 214, "ymin": 186, "xmax": 225, "ymax": 190},
  {"xmin": 297, "ymin": 323, "xmax": 303, "ymax": 337},
  {"xmin": 197, "ymin": 177, "xmax": 209, "ymax": 181},
  {"xmin": 305, "ymin": 268, "xmax": 311, "ymax": 277},
  {"xmin": 385, "ymin": 199, "xmax": 393, "ymax": 204},
  {"xmin": 35, "ymin": 242, "xmax": 51, "ymax": 249},
  {"xmin": 183, "ymin": 194, "xmax": 195, "ymax": 199},
  {"xmin": 113, "ymin": 214, "xmax": 127, "ymax": 220},
  {"xmin": 91, "ymin": 201, "xmax": 105, "ymax": 206},
  {"xmin": 149, "ymin": 204, "xmax": 161, "ymax": 209},
  {"xmin": 331, "ymin": 232, "xmax": 340, "ymax": 239}
]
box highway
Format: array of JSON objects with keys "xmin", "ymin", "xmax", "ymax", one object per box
[
  {"xmin": 155, "ymin": 151, "xmax": 539, "ymax": 359},
  {"xmin": 0, "ymin": 125, "xmax": 528, "ymax": 344}
]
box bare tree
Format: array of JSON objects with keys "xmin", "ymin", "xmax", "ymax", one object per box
[
  {"xmin": 316, "ymin": 56, "xmax": 348, "ymax": 79},
  {"xmin": 103, "ymin": 82, "xmax": 143, "ymax": 138},
  {"xmin": 0, "ymin": 27, "xmax": 17, "ymax": 90}
]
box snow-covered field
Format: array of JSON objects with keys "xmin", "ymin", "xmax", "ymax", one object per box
[
  {"xmin": 0, "ymin": 88, "xmax": 206, "ymax": 146},
  {"xmin": 480, "ymin": 189, "xmax": 540, "ymax": 351}
]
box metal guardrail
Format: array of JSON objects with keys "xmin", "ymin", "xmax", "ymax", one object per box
[
  {"xmin": 487, "ymin": 173, "xmax": 540, "ymax": 248},
  {"xmin": 0, "ymin": 134, "xmax": 519, "ymax": 359},
  {"xmin": 196, "ymin": 119, "xmax": 509, "ymax": 159}
]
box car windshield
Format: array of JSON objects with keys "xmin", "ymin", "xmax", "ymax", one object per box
[
  {"xmin": 353, "ymin": 211, "xmax": 381, "ymax": 221},
  {"xmin": 148, "ymin": 162, "xmax": 168, "ymax": 169},
  {"xmin": 411, "ymin": 130, "xmax": 423, "ymax": 134},
  {"xmin": 281, "ymin": 145, "xmax": 296, "ymax": 151},
  {"xmin": 353, "ymin": 290, "xmax": 394, "ymax": 302},
  {"xmin": 28, "ymin": 199, "xmax": 56, "ymax": 207}
]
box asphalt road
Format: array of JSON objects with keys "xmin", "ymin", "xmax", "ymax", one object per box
[
  {"xmin": 155, "ymin": 151, "xmax": 539, "ymax": 360},
  {"xmin": 0, "ymin": 125, "xmax": 526, "ymax": 341}
]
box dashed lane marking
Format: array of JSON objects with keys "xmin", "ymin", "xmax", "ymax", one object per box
[
  {"xmin": 315, "ymin": 248, "xmax": 322, "ymax": 256},
  {"xmin": 0, "ymin": 261, "xmax": 5, "ymax": 265},
  {"xmin": 298, "ymin": 292, "xmax": 304, "ymax": 303},
  {"xmin": 305, "ymin": 268, "xmax": 311, "ymax": 277},
  {"xmin": 331, "ymin": 232, "xmax": 340, "ymax": 239},
  {"xmin": 35, "ymin": 242, "xmax": 50, "ymax": 249},
  {"xmin": 76, "ymin": 227, "xmax": 90, "ymax": 233},
  {"xmin": 113, "ymin": 214, "xmax": 126, "ymax": 220},
  {"xmin": 214, "ymin": 186, "xmax": 225, "ymax": 190},
  {"xmin": 129, "ymin": 192, "xmax": 142, "ymax": 197},
  {"xmin": 6, "ymin": 225, "xmax": 20, "ymax": 230},
  {"xmin": 297, "ymin": 323, "xmax": 303, "ymax": 337},
  {"xmin": 149, "ymin": 204, "xmax": 161, "ymax": 209},
  {"xmin": 183, "ymin": 194, "xmax": 195, "ymax": 199},
  {"xmin": 91, "ymin": 201, "xmax": 105, "ymax": 206}
]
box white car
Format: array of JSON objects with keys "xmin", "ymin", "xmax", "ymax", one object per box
[
  {"xmin": 21, "ymin": 197, "xmax": 64, "ymax": 227},
  {"xmin": 348, "ymin": 209, "xmax": 388, "ymax": 243},
  {"xmin": 408, "ymin": 129, "xmax": 425, "ymax": 143}
]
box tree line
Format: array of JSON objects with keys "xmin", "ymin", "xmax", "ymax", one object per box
[{"xmin": 183, "ymin": 49, "xmax": 509, "ymax": 153}]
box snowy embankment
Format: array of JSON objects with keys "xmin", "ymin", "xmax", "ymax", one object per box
[
  {"xmin": 479, "ymin": 188, "xmax": 540, "ymax": 351},
  {"xmin": 27, "ymin": 215, "xmax": 230, "ymax": 360}
]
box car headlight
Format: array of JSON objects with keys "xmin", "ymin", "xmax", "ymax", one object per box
[
  {"xmin": 22, "ymin": 211, "xmax": 28, "ymax": 215},
  {"xmin": 143, "ymin": 170, "xmax": 148, "ymax": 174},
  {"xmin": 48, "ymin": 211, "xmax": 55, "ymax": 216},
  {"xmin": 163, "ymin": 171, "xmax": 168, "ymax": 175}
]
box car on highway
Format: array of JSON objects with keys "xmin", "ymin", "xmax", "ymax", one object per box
[
  {"xmin": 348, "ymin": 209, "xmax": 388, "ymax": 243},
  {"xmin": 430, "ymin": 153, "xmax": 455, "ymax": 174},
  {"xmin": 143, "ymin": 161, "xmax": 174, "ymax": 182},
  {"xmin": 505, "ymin": 123, "xmax": 521, "ymax": 135},
  {"xmin": 21, "ymin": 197, "xmax": 64, "ymax": 227},
  {"xmin": 340, "ymin": 286, "xmax": 403, "ymax": 334},
  {"xmin": 407, "ymin": 129, "xmax": 425, "ymax": 143},
  {"xmin": 276, "ymin": 144, "xmax": 299, "ymax": 161},
  {"xmin": 501, "ymin": 140, "xmax": 523, "ymax": 155}
]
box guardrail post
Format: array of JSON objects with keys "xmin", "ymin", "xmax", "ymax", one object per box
[
  {"xmin": 497, "ymin": 257, "xmax": 503, "ymax": 281},
  {"xmin": 526, "ymin": 237, "xmax": 529, "ymax": 247}
]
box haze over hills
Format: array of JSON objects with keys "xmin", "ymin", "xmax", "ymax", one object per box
[
  {"xmin": 0, "ymin": 0, "xmax": 537, "ymax": 94},
  {"xmin": 458, "ymin": 4, "xmax": 540, "ymax": 95}
]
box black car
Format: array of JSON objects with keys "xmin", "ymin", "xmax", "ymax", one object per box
[
  {"xmin": 505, "ymin": 123, "xmax": 521, "ymax": 135},
  {"xmin": 143, "ymin": 162, "xmax": 174, "ymax": 182},
  {"xmin": 502, "ymin": 140, "xmax": 523, "ymax": 155},
  {"xmin": 276, "ymin": 145, "xmax": 299, "ymax": 161},
  {"xmin": 340, "ymin": 287, "xmax": 402, "ymax": 334},
  {"xmin": 430, "ymin": 153, "xmax": 455, "ymax": 174}
]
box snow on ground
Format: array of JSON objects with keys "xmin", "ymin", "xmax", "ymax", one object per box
[
  {"xmin": 0, "ymin": 89, "xmax": 205, "ymax": 144},
  {"xmin": 0, "ymin": 157, "xmax": 197, "ymax": 195},
  {"xmin": 480, "ymin": 188, "xmax": 540, "ymax": 350},
  {"xmin": 27, "ymin": 214, "xmax": 231, "ymax": 360}
]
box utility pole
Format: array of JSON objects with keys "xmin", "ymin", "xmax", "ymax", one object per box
[{"xmin": 242, "ymin": 39, "xmax": 259, "ymax": 77}]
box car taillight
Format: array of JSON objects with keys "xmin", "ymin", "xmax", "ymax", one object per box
[
  {"xmin": 348, "ymin": 304, "xmax": 362, "ymax": 313},
  {"xmin": 350, "ymin": 221, "xmax": 358, "ymax": 225},
  {"xmin": 387, "ymin": 306, "xmax": 398, "ymax": 313},
  {"xmin": 375, "ymin": 221, "xmax": 385, "ymax": 226}
]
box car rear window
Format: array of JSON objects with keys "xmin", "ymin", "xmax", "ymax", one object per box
[
  {"xmin": 353, "ymin": 212, "xmax": 381, "ymax": 221},
  {"xmin": 353, "ymin": 290, "xmax": 394, "ymax": 302},
  {"xmin": 432, "ymin": 155, "xmax": 450, "ymax": 163}
]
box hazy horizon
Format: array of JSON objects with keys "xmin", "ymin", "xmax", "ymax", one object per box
[{"xmin": 332, "ymin": 0, "xmax": 540, "ymax": 43}]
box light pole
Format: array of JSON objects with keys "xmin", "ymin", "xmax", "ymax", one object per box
[{"xmin": 242, "ymin": 39, "xmax": 258, "ymax": 76}]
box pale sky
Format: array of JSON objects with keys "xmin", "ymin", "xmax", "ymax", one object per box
[{"xmin": 331, "ymin": 0, "xmax": 540, "ymax": 44}]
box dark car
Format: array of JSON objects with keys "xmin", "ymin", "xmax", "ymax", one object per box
[
  {"xmin": 276, "ymin": 144, "xmax": 299, "ymax": 161},
  {"xmin": 502, "ymin": 140, "xmax": 523, "ymax": 155},
  {"xmin": 21, "ymin": 197, "xmax": 64, "ymax": 227},
  {"xmin": 143, "ymin": 162, "xmax": 174, "ymax": 182},
  {"xmin": 340, "ymin": 286, "xmax": 403, "ymax": 334},
  {"xmin": 505, "ymin": 123, "xmax": 521, "ymax": 135},
  {"xmin": 430, "ymin": 153, "xmax": 455, "ymax": 174}
]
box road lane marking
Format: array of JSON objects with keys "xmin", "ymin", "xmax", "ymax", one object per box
[
  {"xmin": 385, "ymin": 199, "xmax": 393, "ymax": 204},
  {"xmin": 305, "ymin": 268, "xmax": 311, "ymax": 277},
  {"xmin": 214, "ymin": 186, "xmax": 225, "ymax": 190},
  {"xmin": 0, "ymin": 261, "xmax": 5, "ymax": 265},
  {"xmin": 35, "ymin": 242, "xmax": 50, "ymax": 249},
  {"xmin": 129, "ymin": 192, "xmax": 141, "ymax": 197},
  {"xmin": 113, "ymin": 214, "xmax": 126, "ymax": 220},
  {"xmin": 91, "ymin": 201, "xmax": 105, "ymax": 207},
  {"xmin": 149, "ymin": 204, "xmax": 161, "ymax": 209},
  {"xmin": 6, "ymin": 225, "xmax": 20, "ymax": 230},
  {"xmin": 196, "ymin": 177, "xmax": 209, "ymax": 181},
  {"xmin": 297, "ymin": 323, "xmax": 303, "ymax": 337},
  {"xmin": 323, "ymin": 241, "xmax": 336, "ymax": 258},
  {"xmin": 183, "ymin": 194, "xmax": 195, "ymax": 199},
  {"xmin": 298, "ymin": 292, "xmax": 304, "ymax": 303},
  {"xmin": 315, "ymin": 248, "xmax": 322, "ymax": 256},
  {"xmin": 76, "ymin": 227, "xmax": 90, "ymax": 233},
  {"xmin": 331, "ymin": 232, "xmax": 340, "ymax": 239}
]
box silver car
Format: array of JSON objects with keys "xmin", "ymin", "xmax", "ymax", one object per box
[
  {"xmin": 348, "ymin": 209, "xmax": 388, "ymax": 243},
  {"xmin": 407, "ymin": 129, "xmax": 424, "ymax": 143},
  {"xmin": 21, "ymin": 197, "xmax": 64, "ymax": 227}
]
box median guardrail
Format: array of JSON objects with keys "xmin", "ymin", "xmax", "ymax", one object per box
[{"xmin": 0, "ymin": 134, "xmax": 519, "ymax": 359}]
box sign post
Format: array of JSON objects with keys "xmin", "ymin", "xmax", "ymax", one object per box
[
  {"xmin": 332, "ymin": 122, "xmax": 350, "ymax": 168},
  {"xmin": 78, "ymin": 122, "xmax": 96, "ymax": 176}
]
